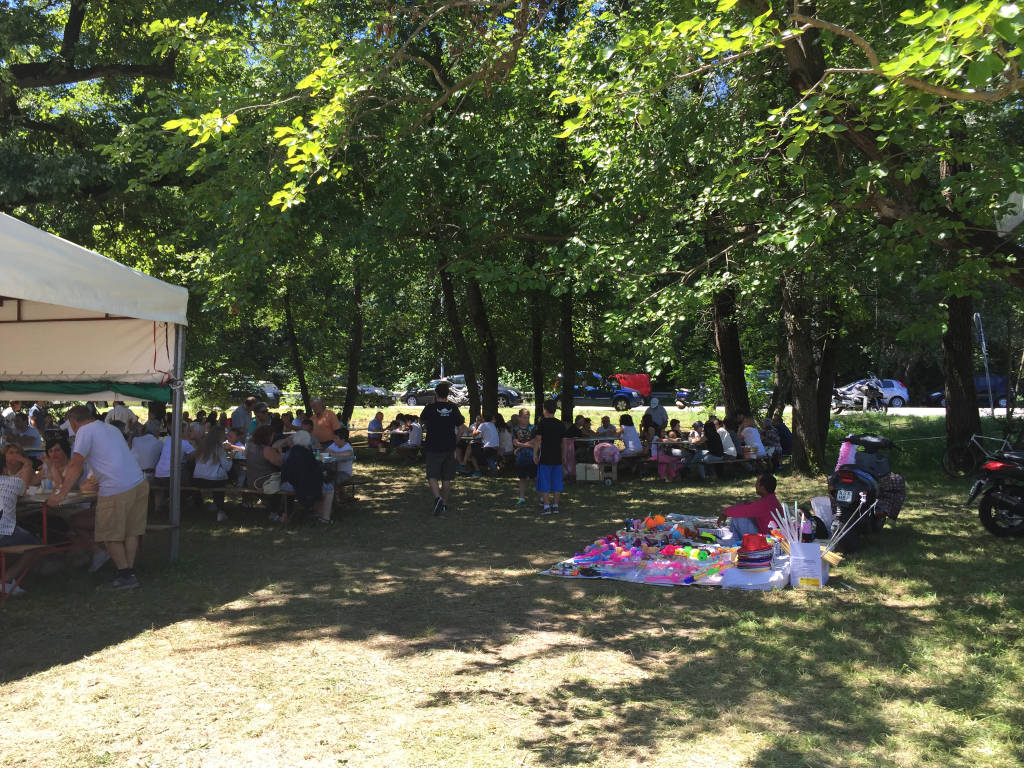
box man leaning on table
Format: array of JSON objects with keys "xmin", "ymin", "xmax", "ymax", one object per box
[{"xmin": 46, "ymin": 405, "xmax": 149, "ymax": 590}]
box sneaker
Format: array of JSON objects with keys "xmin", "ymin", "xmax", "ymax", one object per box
[
  {"xmin": 216, "ymin": 511, "xmax": 229, "ymax": 523},
  {"xmin": 471, "ymin": 471, "xmax": 482, "ymax": 478},
  {"xmin": 514, "ymin": 497, "xmax": 527, "ymax": 507},
  {"xmin": 3, "ymin": 579, "xmax": 25, "ymax": 596},
  {"xmin": 440, "ymin": 504, "xmax": 448, "ymax": 516},
  {"xmin": 540, "ymin": 506, "xmax": 552, "ymax": 516},
  {"xmin": 432, "ymin": 496, "xmax": 444, "ymax": 517},
  {"xmin": 106, "ymin": 574, "xmax": 140, "ymax": 591},
  {"xmin": 456, "ymin": 465, "xmax": 467, "ymax": 473},
  {"xmin": 88, "ymin": 550, "xmax": 111, "ymax": 573},
  {"xmin": 487, "ymin": 460, "xmax": 498, "ymax": 471},
  {"xmin": 551, "ymin": 505, "xmax": 560, "ymax": 514}
]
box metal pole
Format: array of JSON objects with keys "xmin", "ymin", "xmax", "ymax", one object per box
[
  {"xmin": 975, "ymin": 313, "xmax": 995, "ymax": 417},
  {"xmin": 168, "ymin": 324, "xmax": 186, "ymax": 561}
]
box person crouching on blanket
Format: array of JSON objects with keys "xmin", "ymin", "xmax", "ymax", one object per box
[{"xmin": 716, "ymin": 474, "xmax": 781, "ymax": 539}]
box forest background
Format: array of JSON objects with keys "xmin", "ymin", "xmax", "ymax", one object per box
[{"xmin": 3, "ymin": 0, "xmax": 1024, "ymax": 472}]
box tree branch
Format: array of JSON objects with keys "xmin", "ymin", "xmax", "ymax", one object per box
[
  {"xmin": 59, "ymin": 0, "xmax": 88, "ymax": 65},
  {"xmin": 10, "ymin": 54, "xmax": 177, "ymax": 89}
]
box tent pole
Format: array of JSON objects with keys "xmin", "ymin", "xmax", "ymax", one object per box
[{"xmin": 168, "ymin": 324, "xmax": 186, "ymax": 561}]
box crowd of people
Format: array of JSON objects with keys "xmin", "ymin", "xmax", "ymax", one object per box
[
  {"xmin": 0, "ymin": 395, "xmax": 363, "ymax": 597},
  {"xmin": 0, "ymin": 387, "xmax": 796, "ymax": 596}
]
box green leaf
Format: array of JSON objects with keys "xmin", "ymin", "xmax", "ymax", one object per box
[{"xmin": 717, "ymin": 0, "xmax": 739, "ymax": 11}]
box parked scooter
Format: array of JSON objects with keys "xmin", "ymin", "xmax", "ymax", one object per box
[
  {"xmin": 967, "ymin": 452, "xmax": 1024, "ymax": 537},
  {"xmin": 826, "ymin": 433, "xmax": 905, "ymax": 552}
]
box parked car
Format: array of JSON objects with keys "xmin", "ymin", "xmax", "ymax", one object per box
[
  {"xmin": 221, "ymin": 374, "xmax": 282, "ymax": 407},
  {"xmin": 610, "ymin": 373, "xmax": 692, "ymax": 406},
  {"xmin": 926, "ymin": 375, "xmax": 1015, "ymax": 407},
  {"xmin": 553, "ymin": 372, "xmax": 645, "ymax": 411},
  {"xmin": 357, "ymin": 384, "xmax": 391, "ymax": 407},
  {"xmin": 400, "ymin": 379, "xmax": 472, "ymax": 407},
  {"xmin": 838, "ymin": 377, "xmax": 908, "ymax": 408},
  {"xmin": 444, "ymin": 374, "xmax": 523, "ymax": 408}
]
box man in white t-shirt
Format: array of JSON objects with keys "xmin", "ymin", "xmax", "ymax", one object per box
[
  {"xmin": 105, "ymin": 401, "xmax": 139, "ymax": 432},
  {"xmin": 473, "ymin": 414, "xmax": 500, "ymax": 473},
  {"xmin": 47, "ymin": 405, "xmax": 149, "ymax": 591},
  {"xmin": 1, "ymin": 401, "xmax": 22, "ymax": 432},
  {"xmin": 131, "ymin": 420, "xmax": 165, "ymax": 473}
]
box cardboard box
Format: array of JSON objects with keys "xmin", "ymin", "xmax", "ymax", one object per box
[{"xmin": 789, "ymin": 541, "xmax": 830, "ymax": 589}]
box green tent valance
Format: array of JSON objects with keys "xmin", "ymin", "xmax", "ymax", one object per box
[{"xmin": 0, "ymin": 381, "xmax": 170, "ymax": 402}]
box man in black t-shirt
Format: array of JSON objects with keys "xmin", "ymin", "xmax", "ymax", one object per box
[
  {"xmin": 531, "ymin": 400, "xmax": 566, "ymax": 515},
  {"xmin": 419, "ymin": 380, "xmax": 465, "ymax": 516}
]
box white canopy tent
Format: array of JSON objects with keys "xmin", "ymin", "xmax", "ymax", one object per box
[{"xmin": 1, "ymin": 212, "xmax": 189, "ymax": 558}]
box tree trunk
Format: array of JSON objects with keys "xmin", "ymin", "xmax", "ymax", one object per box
[
  {"xmin": 440, "ymin": 268, "xmax": 480, "ymax": 420},
  {"xmin": 781, "ymin": 275, "xmax": 826, "ymax": 474},
  {"xmin": 816, "ymin": 330, "xmax": 839, "ymax": 450},
  {"xmin": 530, "ymin": 282, "xmax": 545, "ymax": 423},
  {"xmin": 560, "ymin": 289, "xmax": 575, "ymax": 423},
  {"xmin": 465, "ymin": 277, "xmax": 499, "ymax": 416},
  {"xmin": 766, "ymin": 346, "xmax": 790, "ymax": 421},
  {"xmin": 712, "ymin": 287, "xmax": 751, "ymax": 419},
  {"xmin": 283, "ymin": 287, "xmax": 310, "ymax": 414},
  {"xmin": 942, "ymin": 295, "xmax": 980, "ymax": 447},
  {"xmin": 340, "ymin": 257, "xmax": 363, "ymax": 425}
]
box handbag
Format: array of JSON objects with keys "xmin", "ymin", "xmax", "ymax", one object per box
[{"xmin": 255, "ymin": 472, "xmax": 282, "ymax": 494}]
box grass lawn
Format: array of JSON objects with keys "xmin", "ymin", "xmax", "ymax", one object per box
[{"xmin": 3, "ymin": 413, "xmax": 1023, "ymax": 768}]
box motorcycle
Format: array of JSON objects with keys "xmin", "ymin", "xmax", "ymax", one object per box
[
  {"xmin": 832, "ymin": 375, "xmax": 887, "ymax": 413},
  {"xmin": 967, "ymin": 452, "xmax": 1024, "ymax": 537},
  {"xmin": 826, "ymin": 433, "xmax": 904, "ymax": 552}
]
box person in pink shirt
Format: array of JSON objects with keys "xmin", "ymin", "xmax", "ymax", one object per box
[{"xmin": 716, "ymin": 474, "xmax": 782, "ymax": 537}]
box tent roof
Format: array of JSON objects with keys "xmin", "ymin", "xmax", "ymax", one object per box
[{"xmin": 1, "ymin": 212, "xmax": 188, "ymax": 325}]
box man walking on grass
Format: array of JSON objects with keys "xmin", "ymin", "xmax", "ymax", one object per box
[
  {"xmin": 47, "ymin": 405, "xmax": 149, "ymax": 590},
  {"xmin": 533, "ymin": 400, "xmax": 566, "ymax": 516},
  {"xmin": 420, "ymin": 380, "xmax": 465, "ymax": 517}
]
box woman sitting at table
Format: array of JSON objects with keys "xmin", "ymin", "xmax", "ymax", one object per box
[
  {"xmin": 0, "ymin": 450, "xmax": 45, "ymax": 596},
  {"xmin": 638, "ymin": 413, "xmax": 658, "ymax": 450},
  {"xmin": 617, "ymin": 414, "xmax": 644, "ymax": 457},
  {"xmin": 281, "ymin": 429, "xmax": 334, "ymax": 524},
  {"xmin": 246, "ymin": 424, "xmax": 286, "ymax": 489},
  {"xmin": 739, "ymin": 414, "xmax": 767, "ymax": 460},
  {"xmin": 36, "ymin": 439, "xmax": 108, "ymax": 572},
  {"xmin": 191, "ymin": 426, "xmax": 232, "ymax": 522},
  {"xmin": 327, "ymin": 427, "xmax": 355, "ymax": 484},
  {"xmin": 366, "ymin": 411, "xmax": 385, "ymax": 453},
  {"xmin": 396, "ymin": 415, "xmax": 422, "ymax": 460}
]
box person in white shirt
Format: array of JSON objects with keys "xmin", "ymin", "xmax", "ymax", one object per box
[
  {"xmin": 190, "ymin": 426, "xmax": 232, "ymax": 521},
  {"xmin": 396, "ymin": 415, "xmax": 423, "ymax": 460},
  {"xmin": 104, "ymin": 402, "xmax": 139, "ymax": 432},
  {"xmin": 0, "ymin": 449, "xmax": 43, "ymax": 596},
  {"xmin": 1, "ymin": 401, "xmax": 22, "ymax": 432},
  {"xmin": 716, "ymin": 418, "xmax": 737, "ymax": 457},
  {"xmin": 10, "ymin": 413, "xmax": 43, "ymax": 453},
  {"xmin": 469, "ymin": 413, "xmax": 500, "ymax": 474},
  {"xmin": 617, "ymin": 414, "xmax": 643, "ymax": 456},
  {"xmin": 327, "ymin": 427, "xmax": 355, "ymax": 483},
  {"xmin": 130, "ymin": 420, "xmax": 164, "ymax": 473},
  {"xmin": 739, "ymin": 414, "xmax": 767, "ymax": 459},
  {"xmin": 46, "ymin": 405, "xmax": 149, "ymax": 591}
]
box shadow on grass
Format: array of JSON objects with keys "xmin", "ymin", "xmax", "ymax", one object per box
[{"xmin": 5, "ymin": 449, "xmax": 1024, "ymax": 765}]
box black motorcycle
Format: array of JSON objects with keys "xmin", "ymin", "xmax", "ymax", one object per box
[
  {"xmin": 967, "ymin": 452, "xmax": 1024, "ymax": 537},
  {"xmin": 832, "ymin": 376, "xmax": 887, "ymax": 414},
  {"xmin": 827, "ymin": 433, "xmax": 903, "ymax": 552}
]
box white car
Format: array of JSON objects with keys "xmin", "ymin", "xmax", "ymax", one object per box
[{"xmin": 839, "ymin": 378, "xmax": 909, "ymax": 408}]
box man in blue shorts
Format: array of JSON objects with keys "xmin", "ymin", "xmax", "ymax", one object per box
[{"xmin": 532, "ymin": 400, "xmax": 566, "ymax": 515}]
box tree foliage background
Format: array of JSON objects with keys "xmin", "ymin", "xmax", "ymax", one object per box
[{"xmin": 3, "ymin": 0, "xmax": 1023, "ymax": 470}]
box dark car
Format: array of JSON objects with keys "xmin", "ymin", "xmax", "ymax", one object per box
[
  {"xmin": 927, "ymin": 375, "xmax": 1015, "ymax": 407},
  {"xmin": 400, "ymin": 379, "xmax": 474, "ymax": 407},
  {"xmin": 553, "ymin": 372, "xmax": 645, "ymax": 411}
]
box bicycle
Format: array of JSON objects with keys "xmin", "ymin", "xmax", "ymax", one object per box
[{"xmin": 941, "ymin": 425, "xmax": 1024, "ymax": 479}]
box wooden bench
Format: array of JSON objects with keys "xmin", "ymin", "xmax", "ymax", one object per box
[
  {"xmin": 174, "ymin": 476, "xmax": 372, "ymax": 515},
  {"xmin": 1, "ymin": 541, "xmax": 74, "ymax": 606}
]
